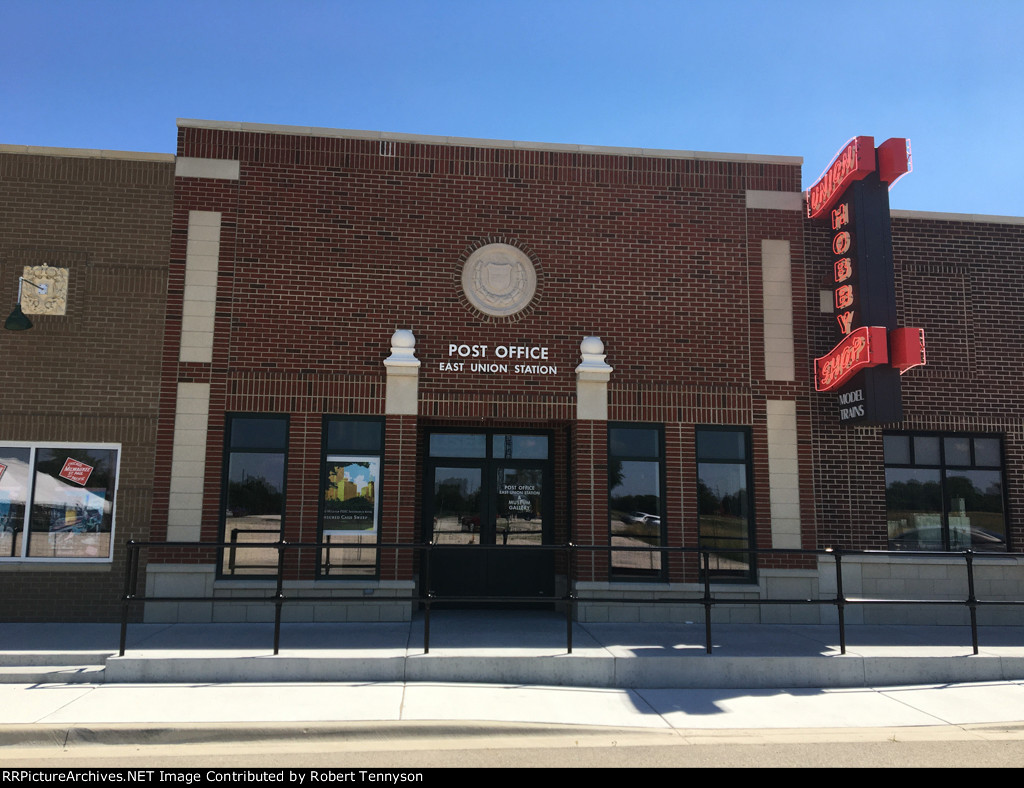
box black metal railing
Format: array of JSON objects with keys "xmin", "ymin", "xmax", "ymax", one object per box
[
  {"xmin": 118, "ymin": 539, "xmax": 1024, "ymax": 658},
  {"xmin": 226, "ymin": 527, "xmax": 281, "ymax": 575}
]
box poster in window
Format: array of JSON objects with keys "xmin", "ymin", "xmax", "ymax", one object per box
[
  {"xmin": 58, "ymin": 458, "xmax": 95, "ymax": 486},
  {"xmin": 322, "ymin": 456, "xmax": 379, "ymax": 534}
]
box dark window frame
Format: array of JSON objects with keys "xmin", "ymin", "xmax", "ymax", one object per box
[
  {"xmin": 218, "ymin": 413, "xmax": 290, "ymax": 579},
  {"xmin": 695, "ymin": 425, "xmax": 756, "ymax": 583},
  {"xmin": 608, "ymin": 422, "xmax": 667, "ymax": 581},
  {"xmin": 317, "ymin": 415, "xmax": 386, "ymax": 579},
  {"xmin": 884, "ymin": 431, "xmax": 1009, "ymax": 552}
]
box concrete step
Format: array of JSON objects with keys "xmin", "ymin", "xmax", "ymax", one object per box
[
  {"xmin": 103, "ymin": 650, "xmax": 1024, "ymax": 688},
  {"xmin": 0, "ymin": 651, "xmax": 111, "ymax": 684},
  {"xmin": 2, "ymin": 619, "xmax": 1021, "ymax": 690},
  {"xmin": 0, "ymin": 651, "xmax": 111, "ymax": 667},
  {"xmin": 0, "ymin": 664, "xmax": 106, "ymax": 684}
]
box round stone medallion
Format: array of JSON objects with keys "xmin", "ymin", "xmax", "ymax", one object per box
[{"xmin": 461, "ymin": 243, "xmax": 537, "ymax": 318}]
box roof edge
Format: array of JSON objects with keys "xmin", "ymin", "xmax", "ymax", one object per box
[
  {"xmin": 176, "ymin": 118, "xmax": 803, "ymax": 165},
  {"xmin": 891, "ymin": 209, "xmax": 1024, "ymax": 225},
  {"xmin": 0, "ymin": 144, "xmax": 174, "ymax": 163}
]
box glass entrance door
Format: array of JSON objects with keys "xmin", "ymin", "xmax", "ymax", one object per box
[
  {"xmin": 495, "ymin": 466, "xmax": 544, "ymax": 546},
  {"xmin": 424, "ymin": 432, "xmax": 554, "ymax": 603},
  {"xmin": 431, "ymin": 467, "xmax": 482, "ymax": 545}
]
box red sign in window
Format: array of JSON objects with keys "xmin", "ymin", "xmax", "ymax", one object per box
[
  {"xmin": 58, "ymin": 458, "xmax": 94, "ymax": 486},
  {"xmin": 0, "ymin": 462, "xmax": 6, "ymax": 483}
]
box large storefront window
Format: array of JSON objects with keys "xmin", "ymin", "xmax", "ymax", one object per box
[
  {"xmin": 885, "ymin": 433, "xmax": 1007, "ymax": 551},
  {"xmin": 319, "ymin": 417, "xmax": 383, "ymax": 577},
  {"xmin": 608, "ymin": 424, "xmax": 665, "ymax": 578},
  {"xmin": 696, "ymin": 427, "xmax": 754, "ymax": 580},
  {"xmin": 221, "ymin": 415, "xmax": 288, "ymax": 576},
  {"xmin": 0, "ymin": 444, "xmax": 119, "ymax": 562}
]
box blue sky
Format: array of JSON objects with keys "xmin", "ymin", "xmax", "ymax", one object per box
[{"xmin": 3, "ymin": 0, "xmax": 1021, "ymax": 216}]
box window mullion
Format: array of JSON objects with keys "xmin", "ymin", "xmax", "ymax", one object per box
[{"xmin": 19, "ymin": 447, "xmax": 35, "ymax": 559}]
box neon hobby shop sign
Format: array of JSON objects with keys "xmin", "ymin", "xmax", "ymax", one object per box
[
  {"xmin": 808, "ymin": 135, "xmax": 925, "ymax": 424},
  {"xmin": 805, "ymin": 136, "xmax": 876, "ymax": 221},
  {"xmin": 438, "ymin": 343, "xmax": 559, "ymax": 375}
]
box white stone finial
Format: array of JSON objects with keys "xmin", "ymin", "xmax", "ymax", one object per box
[
  {"xmin": 384, "ymin": 329, "xmax": 420, "ymax": 368},
  {"xmin": 391, "ymin": 328, "xmax": 415, "ymax": 349},
  {"xmin": 576, "ymin": 336, "xmax": 612, "ymax": 376},
  {"xmin": 580, "ymin": 335, "xmax": 604, "ymax": 357}
]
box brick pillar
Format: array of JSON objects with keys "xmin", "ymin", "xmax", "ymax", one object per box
[
  {"xmin": 381, "ymin": 329, "xmax": 420, "ymax": 582},
  {"xmin": 574, "ymin": 337, "xmax": 612, "ymax": 582},
  {"xmin": 573, "ymin": 421, "xmax": 609, "ymax": 582},
  {"xmin": 380, "ymin": 414, "xmax": 418, "ymax": 581}
]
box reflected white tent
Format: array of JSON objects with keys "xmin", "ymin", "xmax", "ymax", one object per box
[{"xmin": 0, "ymin": 456, "xmax": 109, "ymax": 531}]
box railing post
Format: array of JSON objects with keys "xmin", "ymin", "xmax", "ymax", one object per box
[
  {"xmin": 272, "ymin": 539, "xmax": 287, "ymax": 655},
  {"xmin": 701, "ymin": 549, "xmax": 713, "ymax": 654},
  {"xmin": 119, "ymin": 540, "xmax": 136, "ymax": 657},
  {"xmin": 228, "ymin": 528, "xmax": 239, "ymax": 575},
  {"xmin": 964, "ymin": 550, "xmax": 979, "ymax": 655},
  {"xmin": 831, "ymin": 548, "xmax": 847, "ymax": 655},
  {"xmin": 565, "ymin": 542, "xmax": 574, "ymax": 654},
  {"xmin": 423, "ymin": 541, "xmax": 432, "ymax": 654}
]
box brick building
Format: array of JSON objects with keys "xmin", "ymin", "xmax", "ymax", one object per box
[
  {"xmin": 0, "ymin": 145, "xmax": 174, "ymax": 620},
  {"xmin": 2, "ymin": 120, "xmax": 1021, "ymax": 624}
]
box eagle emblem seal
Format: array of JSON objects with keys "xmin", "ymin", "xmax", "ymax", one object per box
[{"xmin": 461, "ymin": 244, "xmax": 537, "ymax": 317}]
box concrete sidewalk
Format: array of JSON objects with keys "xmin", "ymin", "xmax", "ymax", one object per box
[
  {"xmin": 2, "ymin": 611, "xmax": 1023, "ymax": 687},
  {"xmin": 1, "ymin": 612, "xmax": 1023, "ymax": 741},
  {"xmin": 3, "ymin": 679, "xmax": 1024, "ymax": 744}
]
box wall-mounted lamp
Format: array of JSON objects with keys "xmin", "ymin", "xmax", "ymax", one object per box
[{"xmin": 4, "ymin": 278, "xmax": 48, "ymax": 331}]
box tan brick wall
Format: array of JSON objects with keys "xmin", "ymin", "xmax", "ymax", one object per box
[{"xmin": 0, "ymin": 151, "xmax": 173, "ymax": 620}]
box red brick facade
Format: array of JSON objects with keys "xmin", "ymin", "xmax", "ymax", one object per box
[
  {"xmin": 3, "ymin": 123, "xmax": 1021, "ymax": 622},
  {"xmin": 809, "ymin": 214, "xmax": 1024, "ymax": 551},
  {"xmin": 152, "ymin": 123, "xmax": 815, "ymax": 592}
]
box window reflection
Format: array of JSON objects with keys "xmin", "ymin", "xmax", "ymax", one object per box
[
  {"xmin": 27, "ymin": 448, "xmax": 117, "ymax": 560},
  {"xmin": 697, "ymin": 462, "xmax": 751, "ymax": 575},
  {"xmin": 223, "ymin": 453, "xmax": 285, "ymax": 575},
  {"xmin": 886, "ymin": 467, "xmax": 943, "ymax": 550},
  {"xmin": 609, "ymin": 428, "xmax": 660, "ymax": 458},
  {"xmin": 0, "ymin": 449, "xmax": 31, "ymax": 559},
  {"xmin": 429, "ymin": 434, "xmax": 487, "ymax": 458},
  {"xmin": 884, "ymin": 432, "xmax": 1007, "ymax": 552},
  {"xmin": 696, "ymin": 428, "xmax": 754, "ymax": 580},
  {"xmin": 945, "ymin": 470, "xmax": 1006, "ymax": 549},
  {"xmin": 321, "ymin": 533, "xmax": 377, "ymax": 577},
  {"xmin": 222, "ymin": 415, "xmax": 288, "ymax": 576},
  {"xmin": 431, "ymin": 468, "xmax": 482, "ymax": 545},
  {"xmin": 609, "ymin": 459, "xmax": 662, "ymax": 573},
  {"xmin": 492, "ymin": 434, "xmax": 548, "ymax": 460}
]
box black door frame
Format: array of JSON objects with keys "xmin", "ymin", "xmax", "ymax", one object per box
[{"xmin": 422, "ymin": 427, "xmax": 555, "ymax": 604}]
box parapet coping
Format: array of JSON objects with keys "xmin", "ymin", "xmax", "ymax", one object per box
[
  {"xmin": 891, "ymin": 209, "xmax": 1024, "ymax": 225},
  {"xmin": 0, "ymin": 144, "xmax": 174, "ymax": 163},
  {"xmin": 176, "ymin": 118, "xmax": 803, "ymax": 165}
]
